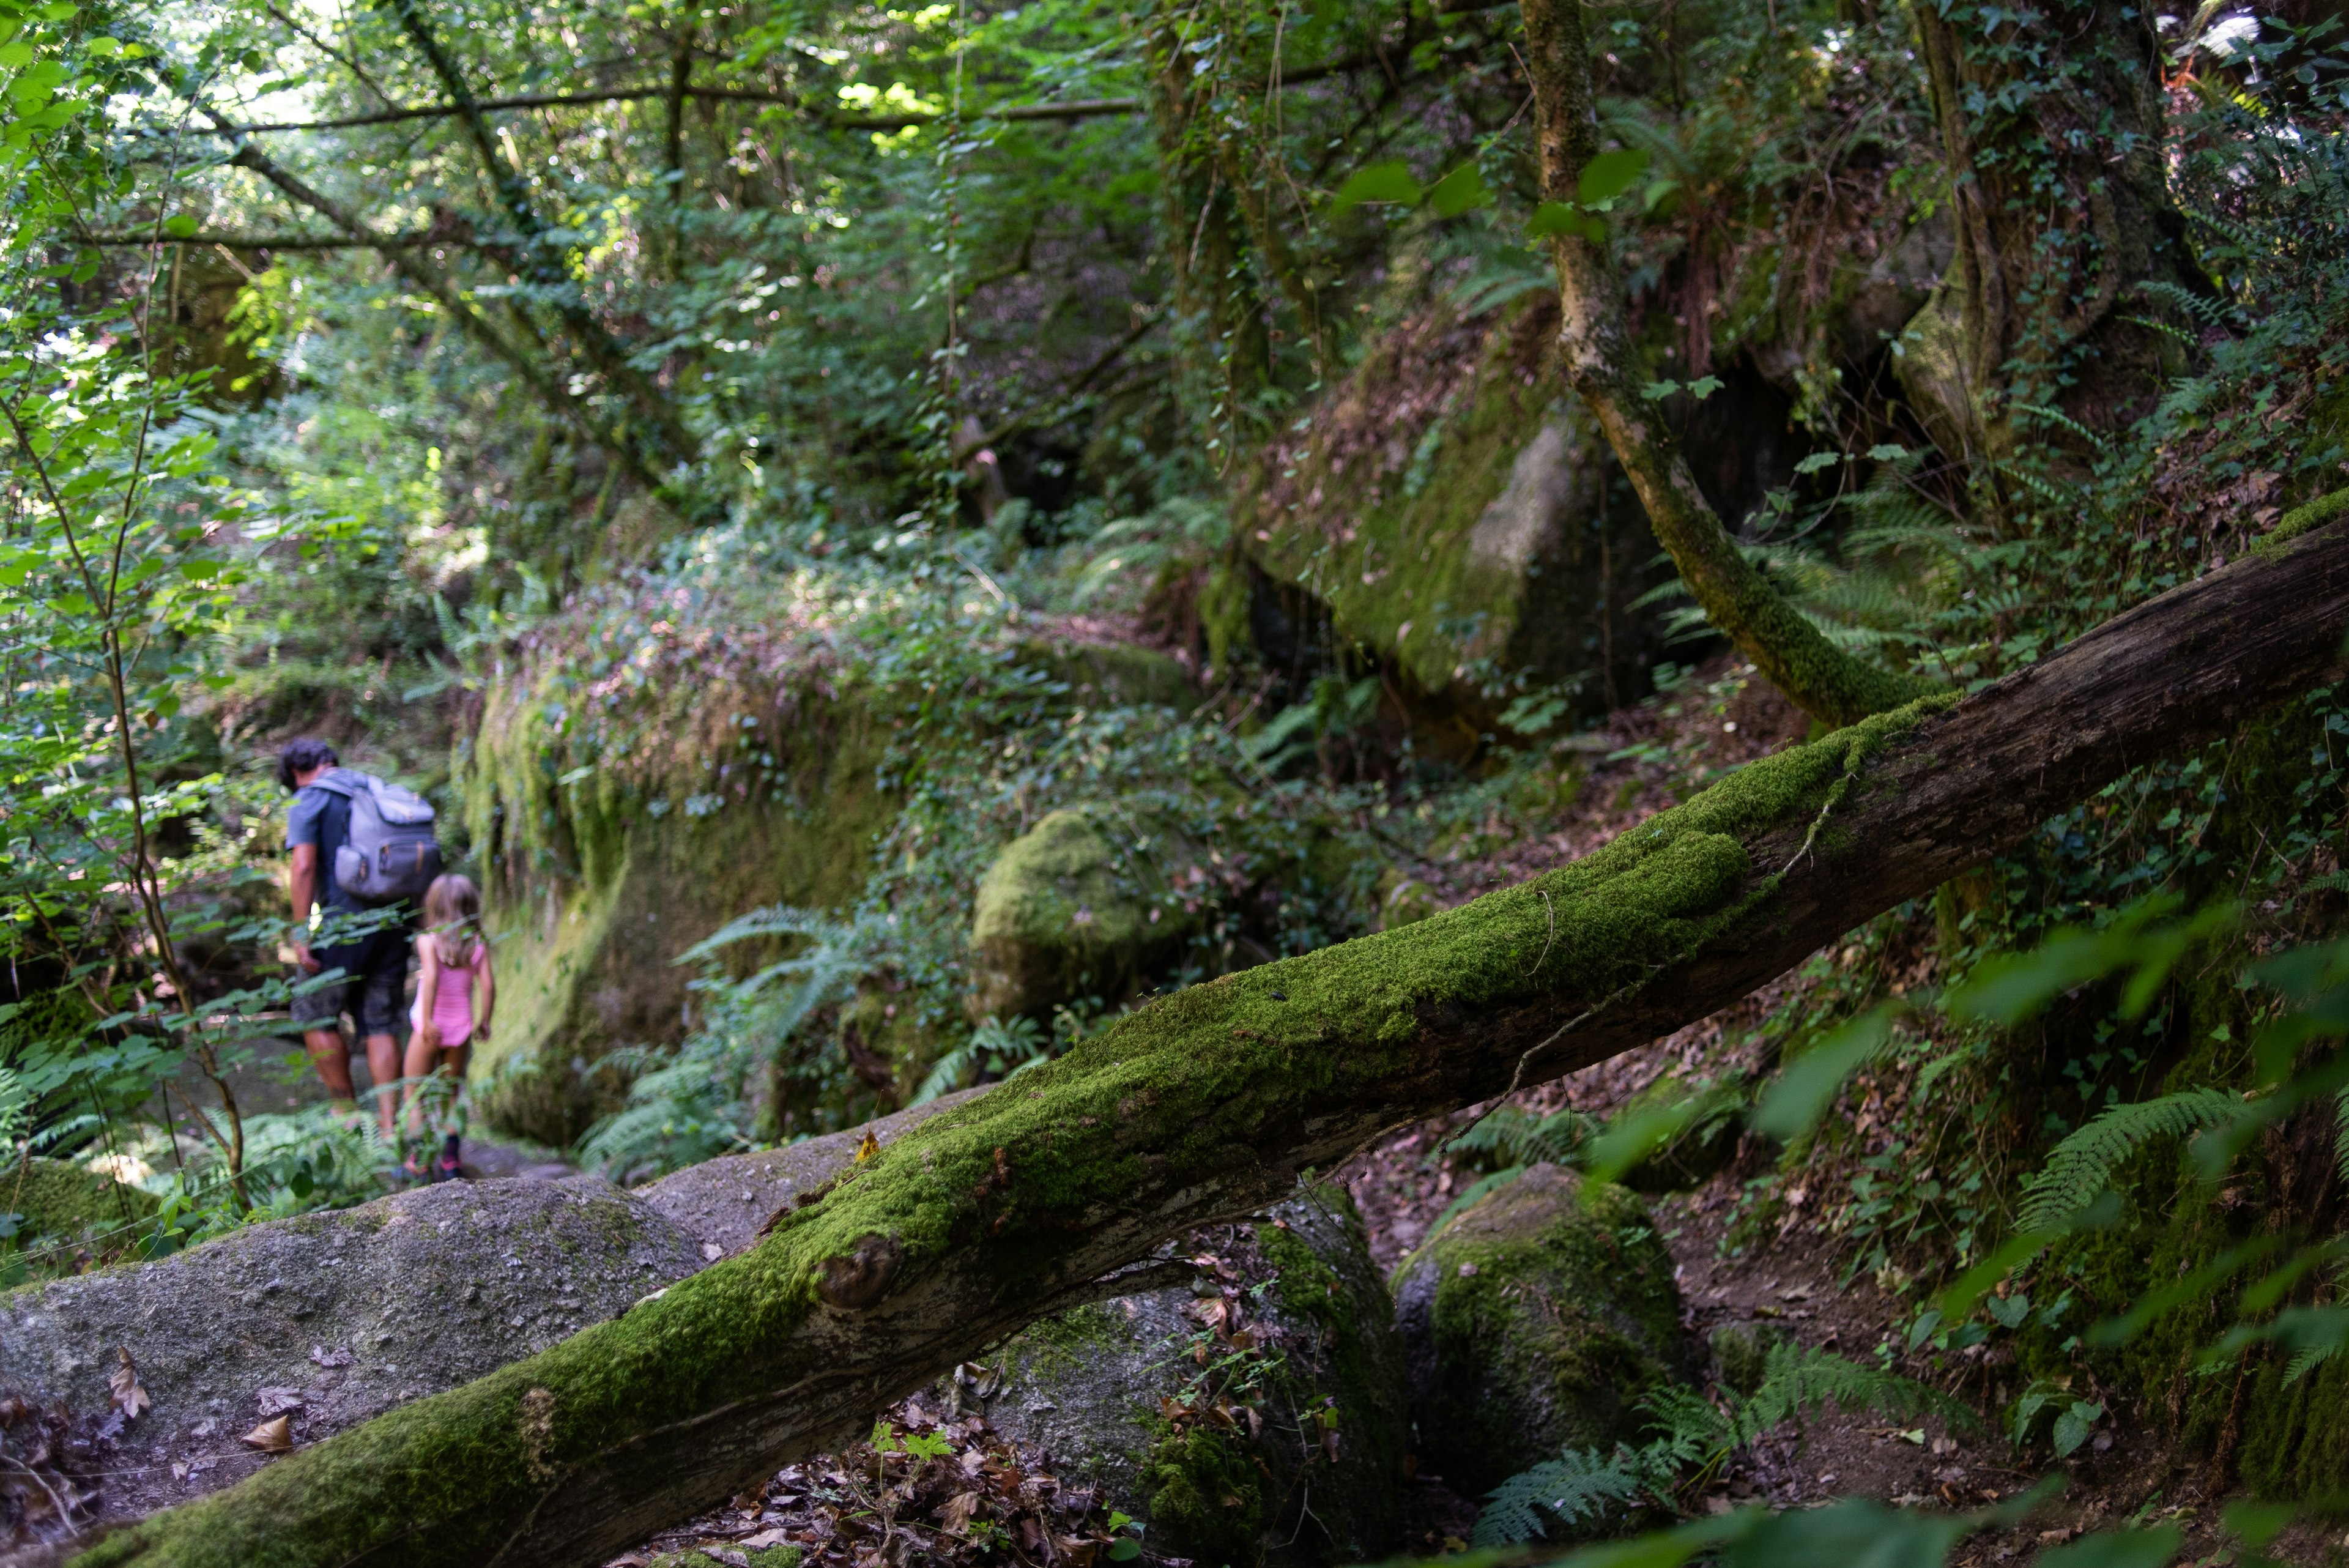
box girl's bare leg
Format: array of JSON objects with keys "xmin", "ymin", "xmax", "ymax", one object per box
[{"xmin": 401, "ymin": 1030, "xmax": 439, "ymax": 1143}]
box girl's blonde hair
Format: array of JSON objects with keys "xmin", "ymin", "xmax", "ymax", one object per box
[{"xmin": 421, "ymin": 873, "xmax": 483, "ymax": 965}]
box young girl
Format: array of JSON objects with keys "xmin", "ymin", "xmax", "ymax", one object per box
[{"xmin": 403, "ymin": 873, "xmax": 494, "ymax": 1183}]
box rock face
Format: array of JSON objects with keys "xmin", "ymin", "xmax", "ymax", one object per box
[
  {"xmin": 1234, "ymin": 297, "xmax": 1668, "ymax": 729},
  {"xmin": 967, "ymin": 805, "xmax": 1203, "ymax": 1020},
  {"xmin": 971, "ymin": 1182, "xmax": 1408, "ymax": 1567},
  {"xmin": 0, "ymin": 1175, "xmax": 703, "ymax": 1526},
  {"xmin": 459, "ymin": 597, "xmax": 1202, "ymax": 1144},
  {"xmin": 1392, "ymin": 1163, "xmax": 1688, "ymax": 1498}
]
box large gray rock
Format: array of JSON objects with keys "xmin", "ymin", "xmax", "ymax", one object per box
[
  {"xmin": 967, "ymin": 1181, "xmax": 1408, "ymax": 1567},
  {"xmin": 633, "ymin": 1089, "xmax": 978, "ymax": 1256},
  {"xmin": 0, "ymin": 1176, "xmax": 702, "ymax": 1527}
]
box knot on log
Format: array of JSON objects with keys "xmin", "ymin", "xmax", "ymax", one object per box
[{"xmin": 816, "ymin": 1233, "xmax": 902, "ymax": 1311}]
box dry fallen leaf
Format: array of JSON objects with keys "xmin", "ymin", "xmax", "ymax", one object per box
[
  {"xmin": 108, "ymin": 1348, "xmax": 150, "ymax": 1421},
  {"xmin": 254, "ymin": 1387, "xmax": 306, "ymax": 1418},
  {"xmin": 939, "ymin": 1490, "xmax": 982, "ymax": 1533},
  {"xmin": 854, "ymin": 1129, "xmax": 880, "ymax": 1164},
  {"xmin": 241, "ymin": 1416, "xmax": 293, "ymax": 1454}
]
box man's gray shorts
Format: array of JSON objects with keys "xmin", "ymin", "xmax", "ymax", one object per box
[{"xmin": 290, "ymin": 929, "xmax": 411, "ymax": 1038}]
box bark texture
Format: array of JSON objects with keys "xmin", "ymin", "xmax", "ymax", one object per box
[
  {"xmin": 1516, "ymin": 0, "xmax": 1937, "ymax": 729},
  {"xmin": 76, "ymin": 521, "xmax": 2349, "ymax": 1568}
]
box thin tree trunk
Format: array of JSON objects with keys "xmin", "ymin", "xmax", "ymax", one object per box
[
  {"xmin": 1516, "ymin": 0, "xmax": 1935, "ymax": 729},
  {"xmin": 76, "ymin": 520, "xmax": 2349, "ymax": 1568},
  {"xmin": 379, "ymin": 0, "xmax": 702, "ymax": 484},
  {"xmin": 1905, "ymin": 0, "xmax": 2201, "ymax": 482},
  {"xmin": 220, "ymin": 135, "xmax": 670, "ymax": 502}
]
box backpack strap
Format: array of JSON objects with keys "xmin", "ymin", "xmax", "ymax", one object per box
[{"xmin": 304, "ymin": 768, "xmax": 366, "ymax": 799}]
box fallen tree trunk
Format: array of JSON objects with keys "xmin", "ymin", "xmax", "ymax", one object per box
[{"xmin": 80, "ymin": 521, "xmax": 2349, "ymax": 1567}]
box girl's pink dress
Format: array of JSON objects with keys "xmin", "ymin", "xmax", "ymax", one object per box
[{"xmin": 412, "ymin": 942, "xmax": 485, "ymax": 1047}]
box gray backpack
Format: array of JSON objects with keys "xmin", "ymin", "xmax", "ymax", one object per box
[{"xmin": 314, "ymin": 768, "xmax": 443, "ymax": 905}]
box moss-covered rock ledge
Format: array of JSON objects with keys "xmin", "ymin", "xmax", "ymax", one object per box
[
  {"xmin": 74, "ymin": 525, "xmax": 2349, "ymax": 1567},
  {"xmin": 456, "ymin": 570, "xmax": 1202, "ymax": 1144}
]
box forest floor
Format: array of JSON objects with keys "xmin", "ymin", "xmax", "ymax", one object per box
[{"xmin": 598, "ymin": 658, "xmax": 2343, "ymax": 1567}]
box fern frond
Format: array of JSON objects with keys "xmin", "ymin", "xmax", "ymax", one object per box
[
  {"xmin": 2017, "ymin": 1089, "xmax": 2241, "ymax": 1232},
  {"xmin": 2336, "ymin": 1087, "xmax": 2348, "ymax": 1189},
  {"xmin": 1731, "ymin": 1342, "xmax": 1975, "ymax": 1443},
  {"xmin": 1472, "ymin": 1447, "xmax": 1645, "ymax": 1547},
  {"xmin": 2285, "ymin": 1342, "xmax": 2340, "ymax": 1384}
]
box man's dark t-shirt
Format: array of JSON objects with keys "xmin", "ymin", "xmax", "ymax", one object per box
[{"xmin": 285, "ymin": 773, "xmax": 365, "ymax": 916}]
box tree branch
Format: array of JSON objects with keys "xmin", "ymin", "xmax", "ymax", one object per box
[
  {"xmin": 165, "ymin": 88, "xmax": 1148, "ymax": 136},
  {"xmin": 75, "ymin": 519, "xmax": 2349, "ymax": 1568},
  {"xmin": 1517, "ymin": 0, "xmax": 1936, "ymax": 729},
  {"xmin": 218, "ymin": 133, "xmax": 666, "ymax": 499}
]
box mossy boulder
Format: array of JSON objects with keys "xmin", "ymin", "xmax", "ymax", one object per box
[
  {"xmin": 1236, "ymin": 296, "xmax": 1671, "ymax": 729},
  {"xmin": 968, "ymin": 804, "xmax": 1204, "ymax": 1020},
  {"xmin": 0, "ymin": 1156, "xmax": 158, "ymax": 1242},
  {"xmin": 461, "ymin": 668, "xmax": 900, "ymax": 1144},
  {"xmin": 459, "ymin": 588, "xmax": 1202, "ymax": 1143},
  {"xmin": 1391, "ymin": 1162, "xmax": 1688, "ymax": 1498},
  {"xmin": 971, "ymin": 1181, "xmax": 1408, "ymax": 1566}
]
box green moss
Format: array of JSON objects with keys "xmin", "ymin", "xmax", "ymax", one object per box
[
  {"xmin": 1393, "ymin": 1165, "xmax": 1684, "ymax": 1494},
  {"xmin": 76, "ymin": 706, "xmax": 1934, "ymax": 1568},
  {"xmin": 1141, "ymin": 1424, "xmax": 1263, "ymax": 1566},
  {"xmin": 1252, "ymin": 1182, "xmax": 1407, "ymax": 1540},
  {"xmin": 1238, "ymin": 297, "xmax": 1661, "ymax": 719},
  {"xmin": 458, "ymin": 671, "xmax": 898, "ymax": 1143},
  {"xmin": 1198, "ymin": 559, "xmax": 1253, "ymax": 678},
  {"xmin": 2255, "ymin": 487, "xmax": 2349, "ymax": 557},
  {"xmin": 0, "ymin": 1157, "xmax": 158, "ymax": 1238},
  {"xmin": 967, "ymin": 805, "xmax": 1200, "ymax": 1020},
  {"xmin": 1006, "ymin": 1300, "xmax": 1133, "ymax": 1381}
]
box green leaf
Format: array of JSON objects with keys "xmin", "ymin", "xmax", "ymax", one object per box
[
  {"xmin": 1985, "ymin": 1292, "xmax": 2030, "ymax": 1329},
  {"xmin": 83, "ymin": 34, "xmax": 117, "ymax": 55},
  {"xmin": 1526, "ymin": 200, "xmax": 1604, "ymax": 242},
  {"xmin": 0, "ymin": 41, "xmax": 29, "ymax": 69},
  {"xmin": 1750, "ymin": 1005, "xmax": 1894, "ymax": 1140},
  {"xmin": 1106, "ymin": 1542, "xmax": 1141, "ymax": 1562},
  {"xmin": 161, "ymin": 214, "xmax": 199, "ymax": 238},
  {"xmin": 1581, "ymin": 1097, "xmax": 1699, "ymax": 1189},
  {"xmin": 1426, "ymin": 162, "xmax": 1493, "ymax": 219},
  {"xmin": 2222, "ymin": 1500, "xmax": 2298, "ymax": 1550},
  {"xmin": 2036, "ymin": 1526, "xmax": 2183, "ymax": 1568},
  {"xmin": 1687, "ymin": 375, "xmax": 1723, "ymax": 401},
  {"xmin": 1866, "ymin": 442, "xmax": 1912, "ymax": 461},
  {"xmin": 1640, "ymin": 379, "xmax": 1680, "ymax": 401},
  {"xmin": 2050, "ymin": 1400, "xmax": 2103, "ymax": 1457},
  {"xmin": 1577, "ymin": 147, "xmax": 1650, "ymax": 206},
  {"xmin": 1642, "ymin": 177, "xmax": 1681, "ymax": 214},
  {"xmin": 1794, "ymin": 451, "xmax": 1842, "ymax": 475},
  {"xmin": 1329, "ymin": 160, "xmax": 1420, "ymax": 219},
  {"xmin": 174, "ymin": 557, "xmax": 222, "ymax": 581}
]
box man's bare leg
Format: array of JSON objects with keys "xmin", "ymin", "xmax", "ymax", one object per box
[
  {"xmin": 304, "ymin": 1028, "xmax": 355, "ymax": 1109},
  {"xmin": 365, "ymin": 1033, "xmax": 402, "ymax": 1140}
]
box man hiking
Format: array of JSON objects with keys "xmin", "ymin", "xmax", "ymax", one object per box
[{"xmin": 278, "ymin": 737, "xmax": 418, "ymax": 1137}]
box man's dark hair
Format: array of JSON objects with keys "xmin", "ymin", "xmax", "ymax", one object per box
[{"xmin": 276, "ymin": 737, "xmax": 340, "ymax": 792}]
